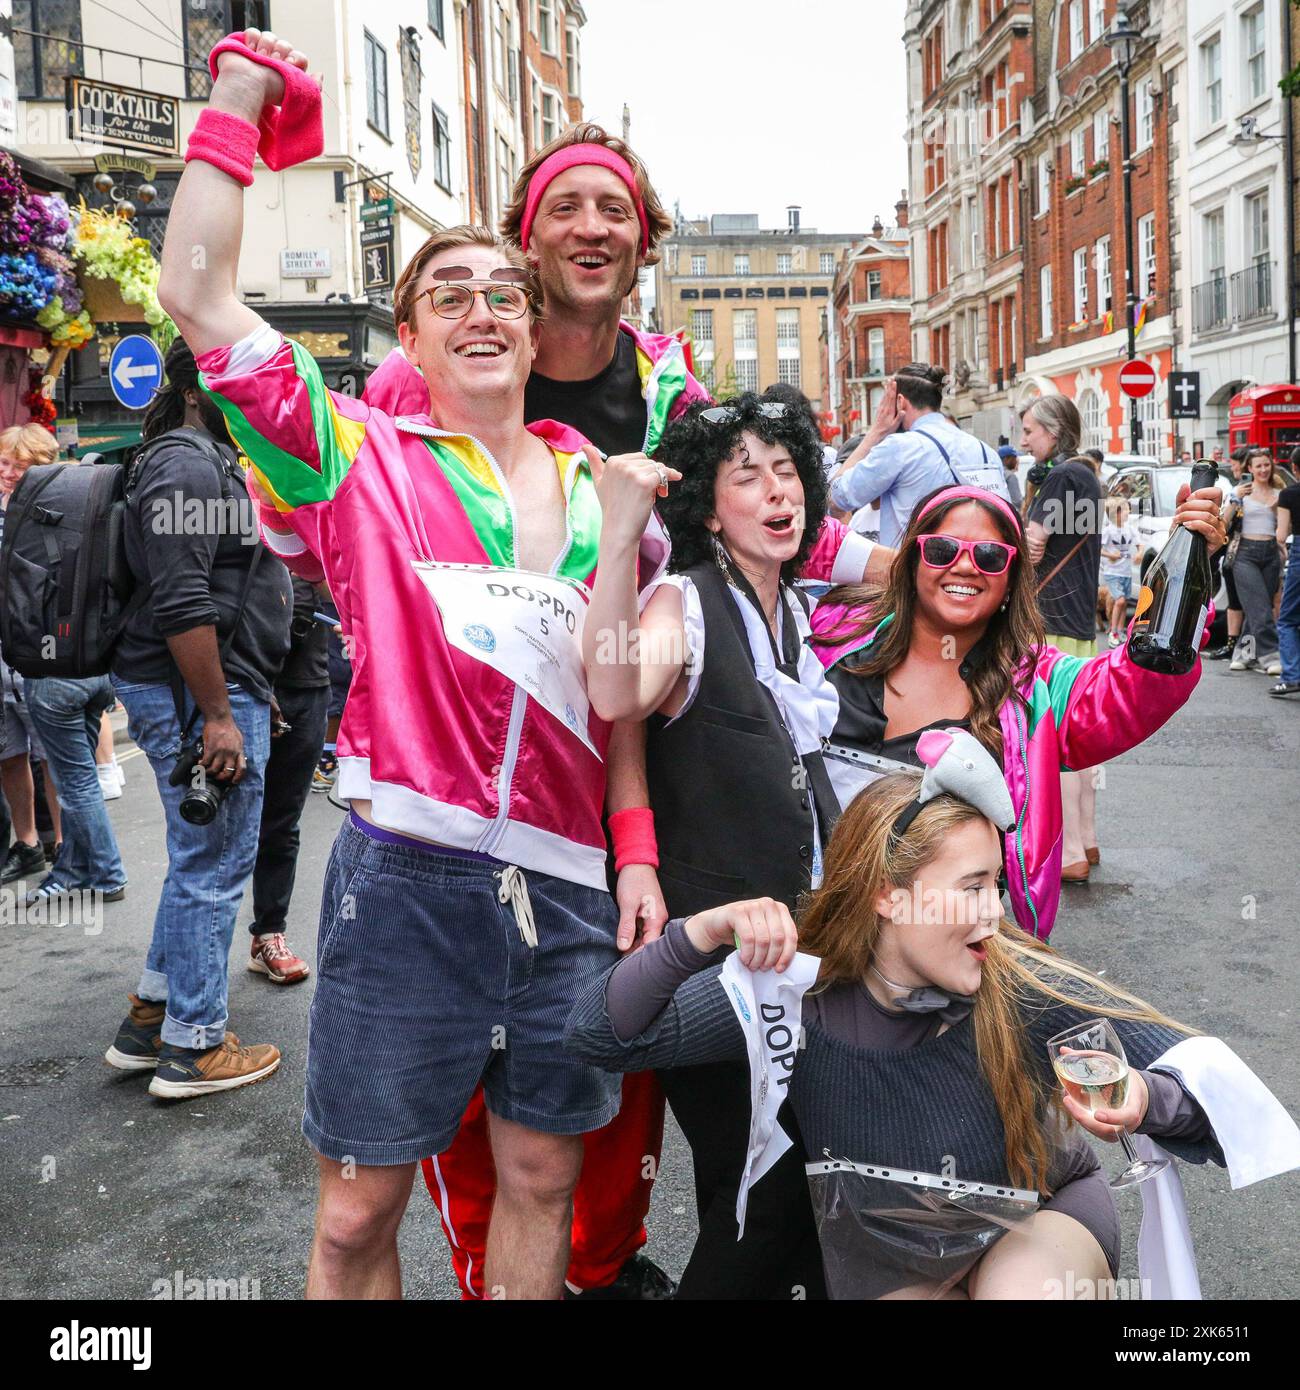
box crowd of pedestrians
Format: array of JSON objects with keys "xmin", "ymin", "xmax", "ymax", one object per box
[
  {"xmin": 1203, "ymin": 445, "xmax": 1299, "ymax": 701},
  {"xmin": 3, "ymin": 23, "xmax": 1298, "ymax": 1305}
]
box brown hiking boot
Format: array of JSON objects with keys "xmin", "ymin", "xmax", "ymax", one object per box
[
  {"xmin": 104, "ymin": 994, "xmax": 166, "ymax": 1071},
  {"xmin": 147, "ymin": 1032, "xmax": 280, "ymax": 1100}
]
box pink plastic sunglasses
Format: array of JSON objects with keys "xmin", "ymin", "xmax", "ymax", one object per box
[{"xmin": 916, "ymin": 533, "xmax": 1018, "ymax": 575}]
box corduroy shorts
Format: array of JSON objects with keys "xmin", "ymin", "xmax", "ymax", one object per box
[{"xmin": 303, "ymin": 816, "xmax": 623, "ymax": 1166}]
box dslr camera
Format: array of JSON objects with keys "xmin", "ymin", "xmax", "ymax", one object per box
[{"xmin": 168, "ymin": 739, "xmax": 230, "ymax": 826}]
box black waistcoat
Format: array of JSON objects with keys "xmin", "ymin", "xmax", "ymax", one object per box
[{"xmin": 646, "ymin": 562, "xmax": 840, "ymax": 919}]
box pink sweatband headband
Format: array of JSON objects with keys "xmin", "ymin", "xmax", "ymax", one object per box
[
  {"xmin": 916, "ymin": 485, "xmax": 1023, "ymax": 534},
  {"xmin": 520, "ymin": 143, "xmax": 649, "ymax": 255},
  {"xmin": 185, "ymin": 108, "xmax": 260, "ymax": 187},
  {"xmin": 608, "ymin": 807, "xmax": 659, "ymax": 871}
]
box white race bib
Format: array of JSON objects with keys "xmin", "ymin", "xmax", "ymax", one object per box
[{"xmin": 413, "ymin": 562, "xmax": 601, "ymax": 760}]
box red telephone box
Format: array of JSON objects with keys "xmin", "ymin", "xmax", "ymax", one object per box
[{"xmin": 1226, "ymin": 383, "xmax": 1300, "ymax": 456}]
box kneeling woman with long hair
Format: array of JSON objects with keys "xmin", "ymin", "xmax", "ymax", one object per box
[{"xmin": 565, "ymin": 734, "xmax": 1293, "ymax": 1298}]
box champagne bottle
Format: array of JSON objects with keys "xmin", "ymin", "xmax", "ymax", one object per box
[{"xmin": 1127, "ymin": 462, "xmax": 1219, "ymax": 675}]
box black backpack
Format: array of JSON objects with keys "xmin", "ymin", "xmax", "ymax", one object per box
[{"xmin": 0, "ymin": 430, "xmax": 231, "ymax": 679}]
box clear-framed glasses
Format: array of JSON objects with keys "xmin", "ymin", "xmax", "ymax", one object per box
[
  {"xmin": 1045, "ymin": 1018, "xmax": 1169, "ymax": 1189},
  {"xmin": 699, "ymin": 402, "xmax": 789, "ymax": 426},
  {"xmin": 418, "ymin": 265, "xmax": 532, "ymax": 321}
]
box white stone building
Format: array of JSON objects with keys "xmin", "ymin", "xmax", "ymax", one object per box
[{"xmin": 1181, "ymin": 0, "xmax": 1295, "ymax": 449}]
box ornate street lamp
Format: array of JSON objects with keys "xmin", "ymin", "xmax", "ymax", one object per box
[{"xmin": 1107, "ymin": 4, "xmax": 1144, "ymax": 452}]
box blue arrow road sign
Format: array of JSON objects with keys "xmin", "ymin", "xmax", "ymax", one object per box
[{"xmin": 108, "ymin": 334, "xmax": 164, "ymax": 411}]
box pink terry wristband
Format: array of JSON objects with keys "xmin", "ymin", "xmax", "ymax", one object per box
[
  {"xmin": 609, "ymin": 807, "xmax": 659, "ymax": 871},
  {"xmin": 185, "ymin": 107, "xmax": 260, "ymax": 186},
  {"xmin": 207, "ymin": 34, "xmax": 324, "ymax": 171}
]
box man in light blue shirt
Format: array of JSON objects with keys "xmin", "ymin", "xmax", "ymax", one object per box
[{"xmin": 830, "ymin": 364, "xmax": 1010, "ymax": 546}]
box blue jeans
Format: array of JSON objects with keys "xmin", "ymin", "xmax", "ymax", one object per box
[
  {"xmin": 112, "ymin": 678, "xmax": 270, "ymax": 1050},
  {"xmin": 1279, "ymin": 549, "xmax": 1300, "ymax": 683},
  {"xmin": 24, "ymin": 675, "xmax": 126, "ymax": 892}
]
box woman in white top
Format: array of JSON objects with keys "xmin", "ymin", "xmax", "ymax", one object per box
[{"xmin": 1223, "ymin": 449, "xmax": 1285, "ymax": 675}]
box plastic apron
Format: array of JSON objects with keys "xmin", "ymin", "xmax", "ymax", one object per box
[{"xmin": 806, "ymin": 1156, "xmax": 1040, "ymax": 1300}]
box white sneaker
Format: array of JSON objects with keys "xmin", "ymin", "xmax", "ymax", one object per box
[
  {"xmin": 1265, "ymin": 658, "xmax": 1283, "ymax": 676},
  {"xmin": 97, "ymin": 764, "xmax": 123, "ymax": 800},
  {"xmin": 1229, "ymin": 656, "xmax": 1257, "ymax": 671}
]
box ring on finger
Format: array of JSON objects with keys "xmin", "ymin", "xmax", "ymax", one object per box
[{"xmin": 655, "ymin": 465, "xmax": 668, "ymax": 488}]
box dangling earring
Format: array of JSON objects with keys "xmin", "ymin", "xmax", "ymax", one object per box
[
  {"xmin": 999, "ymin": 599, "xmax": 1010, "ymax": 612},
  {"xmin": 712, "ymin": 533, "xmax": 730, "ymax": 579}
]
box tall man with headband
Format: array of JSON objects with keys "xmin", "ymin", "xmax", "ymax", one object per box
[
  {"xmin": 419, "ymin": 126, "xmax": 702, "ymax": 1302},
  {"xmin": 397, "ymin": 128, "xmax": 888, "ymax": 1299},
  {"xmin": 158, "ymin": 28, "xmax": 693, "ymax": 1300}
]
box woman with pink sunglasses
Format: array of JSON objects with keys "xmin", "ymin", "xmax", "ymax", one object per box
[{"xmin": 809, "ymin": 482, "xmax": 1225, "ymax": 940}]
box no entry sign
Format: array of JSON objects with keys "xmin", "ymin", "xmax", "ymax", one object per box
[{"xmin": 1119, "ymin": 359, "xmax": 1158, "ymax": 399}]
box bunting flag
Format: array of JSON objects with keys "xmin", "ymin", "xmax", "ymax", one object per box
[
  {"xmin": 1134, "ymin": 296, "xmax": 1153, "ymax": 339},
  {"xmin": 1103, "ymin": 309, "xmax": 1115, "ymax": 334}
]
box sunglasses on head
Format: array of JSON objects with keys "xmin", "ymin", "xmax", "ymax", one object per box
[
  {"xmin": 418, "ymin": 265, "xmax": 532, "ymax": 320},
  {"xmin": 699, "ymin": 402, "xmax": 789, "ymax": 426},
  {"xmin": 916, "ymin": 534, "xmax": 1017, "ymax": 575}
]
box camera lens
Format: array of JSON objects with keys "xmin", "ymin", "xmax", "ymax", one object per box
[{"xmin": 179, "ymin": 785, "xmax": 224, "ymax": 826}]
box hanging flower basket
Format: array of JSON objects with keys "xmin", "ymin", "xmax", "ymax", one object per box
[
  {"xmin": 71, "ymin": 202, "xmax": 173, "ymax": 335},
  {"xmin": 79, "ymin": 272, "xmax": 147, "ymax": 323}
]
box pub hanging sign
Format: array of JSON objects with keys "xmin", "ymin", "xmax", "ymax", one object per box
[{"xmin": 66, "ymin": 77, "xmax": 180, "ymax": 156}]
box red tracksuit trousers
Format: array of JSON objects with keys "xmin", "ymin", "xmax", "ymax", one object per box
[{"xmin": 421, "ymin": 1072, "xmax": 664, "ymax": 1298}]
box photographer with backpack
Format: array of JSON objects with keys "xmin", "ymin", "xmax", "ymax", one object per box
[{"xmin": 104, "ymin": 339, "xmax": 293, "ymax": 1099}]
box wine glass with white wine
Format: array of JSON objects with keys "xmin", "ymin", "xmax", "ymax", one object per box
[{"xmin": 1046, "ymin": 1018, "xmax": 1170, "ymax": 1189}]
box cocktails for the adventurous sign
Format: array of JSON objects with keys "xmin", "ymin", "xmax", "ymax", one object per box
[{"xmin": 66, "ymin": 77, "xmax": 180, "ymax": 156}]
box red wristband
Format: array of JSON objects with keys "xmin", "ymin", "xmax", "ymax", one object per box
[
  {"xmin": 185, "ymin": 107, "xmax": 260, "ymax": 187},
  {"xmin": 609, "ymin": 807, "xmax": 659, "ymax": 872}
]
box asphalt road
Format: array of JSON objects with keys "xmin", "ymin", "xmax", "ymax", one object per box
[{"xmin": 1, "ymin": 657, "xmax": 1297, "ymax": 1301}]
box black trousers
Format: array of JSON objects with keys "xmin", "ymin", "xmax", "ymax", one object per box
[
  {"xmin": 658, "ymin": 1059, "xmax": 827, "ymax": 1300},
  {"xmin": 250, "ymin": 684, "xmax": 329, "ymax": 936}
]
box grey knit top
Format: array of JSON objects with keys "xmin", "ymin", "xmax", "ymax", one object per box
[{"xmin": 566, "ymin": 925, "xmax": 1224, "ymax": 1192}]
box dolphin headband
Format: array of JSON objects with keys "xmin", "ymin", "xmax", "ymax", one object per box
[
  {"xmin": 519, "ymin": 143, "xmax": 650, "ymax": 256},
  {"xmin": 890, "ymin": 727, "xmax": 1015, "ymax": 842},
  {"xmin": 916, "ymin": 484, "xmax": 1023, "ymax": 534}
]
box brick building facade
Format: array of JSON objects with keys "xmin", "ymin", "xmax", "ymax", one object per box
[
  {"xmin": 905, "ymin": 0, "xmax": 1036, "ymax": 445},
  {"xmin": 1019, "ymin": 0, "xmax": 1174, "ymax": 457},
  {"xmin": 828, "ymin": 204, "xmax": 914, "ymax": 437}
]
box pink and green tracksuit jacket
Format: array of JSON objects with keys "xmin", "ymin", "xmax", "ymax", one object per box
[
  {"xmin": 198, "ymin": 321, "xmax": 620, "ymax": 888},
  {"xmin": 197, "ymin": 322, "xmax": 865, "ymax": 891},
  {"xmin": 621, "ymin": 319, "xmax": 713, "ymax": 451},
  {"xmin": 809, "ymin": 606, "xmax": 1205, "ymax": 939}
]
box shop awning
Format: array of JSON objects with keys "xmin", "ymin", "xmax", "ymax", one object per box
[
  {"xmin": 75, "ymin": 424, "xmax": 142, "ymax": 458},
  {"xmin": 14, "ymin": 152, "xmax": 75, "ymax": 194}
]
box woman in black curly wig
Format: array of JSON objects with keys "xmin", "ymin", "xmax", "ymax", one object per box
[
  {"xmin": 582, "ymin": 391, "xmax": 892, "ymax": 1299},
  {"xmin": 655, "ymin": 392, "xmax": 829, "ymax": 583}
]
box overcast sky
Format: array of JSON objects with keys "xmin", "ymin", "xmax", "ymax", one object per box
[{"xmin": 580, "ymin": 0, "xmax": 911, "ymax": 241}]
